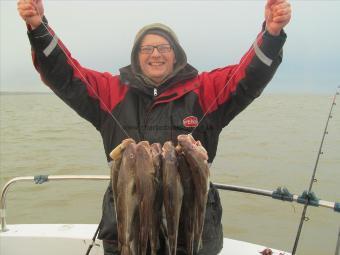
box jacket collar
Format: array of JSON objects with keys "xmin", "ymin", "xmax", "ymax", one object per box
[{"xmin": 119, "ymin": 64, "xmax": 198, "ymax": 98}]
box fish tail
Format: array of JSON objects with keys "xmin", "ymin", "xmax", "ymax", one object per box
[
  {"xmin": 186, "ymin": 220, "xmax": 195, "ymax": 255},
  {"xmin": 138, "ymin": 201, "xmax": 148, "ymax": 254},
  {"xmin": 136, "ymin": 173, "xmax": 155, "ymax": 255},
  {"xmin": 121, "ymin": 245, "xmax": 130, "ymax": 255},
  {"xmin": 169, "ymin": 235, "xmax": 178, "ymax": 255},
  {"xmin": 139, "ymin": 223, "xmax": 148, "ymax": 255}
]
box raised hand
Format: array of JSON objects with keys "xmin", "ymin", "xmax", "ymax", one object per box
[
  {"xmin": 265, "ymin": 0, "xmax": 291, "ymax": 36},
  {"xmin": 17, "ymin": 0, "xmax": 44, "ymax": 29}
]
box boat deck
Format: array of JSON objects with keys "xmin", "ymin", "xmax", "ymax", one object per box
[{"xmin": 0, "ymin": 224, "xmax": 291, "ymax": 255}]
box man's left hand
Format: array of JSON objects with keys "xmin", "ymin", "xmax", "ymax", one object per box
[{"xmin": 265, "ymin": 0, "xmax": 291, "ymax": 36}]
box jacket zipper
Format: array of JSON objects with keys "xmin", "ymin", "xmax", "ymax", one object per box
[{"xmin": 144, "ymin": 89, "xmax": 157, "ymax": 128}]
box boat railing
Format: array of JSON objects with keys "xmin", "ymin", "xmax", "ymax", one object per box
[
  {"xmin": 0, "ymin": 175, "xmax": 111, "ymax": 232},
  {"xmin": 1, "ymin": 175, "xmax": 339, "ymax": 232}
]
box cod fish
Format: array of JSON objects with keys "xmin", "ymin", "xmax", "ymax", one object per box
[
  {"xmin": 111, "ymin": 138, "xmax": 136, "ymax": 219},
  {"xmin": 177, "ymin": 134, "xmax": 210, "ymax": 253},
  {"xmin": 162, "ymin": 141, "xmax": 184, "ymax": 255},
  {"xmin": 116, "ymin": 141, "xmax": 139, "ymax": 255},
  {"xmin": 177, "ymin": 153, "xmax": 196, "ymax": 255},
  {"xmin": 135, "ymin": 141, "xmax": 159, "ymax": 255}
]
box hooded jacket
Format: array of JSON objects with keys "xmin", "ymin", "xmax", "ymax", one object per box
[{"xmin": 27, "ymin": 19, "xmax": 286, "ymax": 254}]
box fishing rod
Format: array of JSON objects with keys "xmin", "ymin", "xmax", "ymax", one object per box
[
  {"xmin": 336, "ymin": 227, "xmax": 340, "ymax": 255},
  {"xmin": 291, "ymin": 86, "xmax": 340, "ymax": 255}
]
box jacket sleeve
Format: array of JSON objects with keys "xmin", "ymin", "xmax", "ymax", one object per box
[
  {"xmin": 27, "ymin": 17, "xmax": 123, "ymax": 130},
  {"xmin": 197, "ymin": 27, "xmax": 287, "ymax": 128}
]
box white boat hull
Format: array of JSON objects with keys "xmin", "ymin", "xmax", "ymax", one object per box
[{"xmin": 0, "ymin": 224, "xmax": 290, "ymax": 255}]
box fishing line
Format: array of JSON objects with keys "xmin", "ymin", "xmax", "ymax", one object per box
[
  {"xmin": 190, "ymin": 31, "xmax": 265, "ymax": 136},
  {"xmin": 291, "ymin": 86, "xmax": 340, "ymax": 255},
  {"xmin": 32, "ymin": 9, "xmax": 131, "ymax": 139}
]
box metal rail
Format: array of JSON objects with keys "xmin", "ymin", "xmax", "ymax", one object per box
[
  {"xmin": 214, "ymin": 183, "xmax": 338, "ymax": 210},
  {"xmin": 0, "ymin": 175, "xmax": 110, "ymax": 232},
  {"xmin": 1, "ymin": 175, "xmax": 339, "ymax": 232}
]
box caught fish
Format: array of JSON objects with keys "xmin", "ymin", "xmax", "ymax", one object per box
[
  {"xmin": 177, "ymin": 153, "xmax": 196, "ymax": 255},
  {"xmin": 150, "ymin": 143, "xmax": 163, "ymax": 255},
  {"xmin": 151, "ymin": 143, "xmax": 162, "ymax": 171},
  {"xmin": 110, "ymin": 138, "xmax": 136, "ymax": 219},
  {"xmin": 116, "ymin": 141, "xmax": 139, "ymax": 255},
  {"xmin": 135, "ymin": 141, "xmax": 158, "ymax": 255},
  {"xmin": 177, "ymin": 134, "xmax": 210, "ymax": 253},
  {"xmin": 162, "ymin": 141, "xmax": 184, "ymax": 255}
]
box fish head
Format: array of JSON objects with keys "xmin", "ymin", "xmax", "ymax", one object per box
[
  {"xmin": 151, "ymin": 143, "xmax": 162, "ymax": 169},
  {"xmin": 122, "ymin": 138, "xmax": 136, "ymax": 148},
  {"xmin": 136, "ymin": 141, "xmax": 156, "ymax": 176},
  {"xmin": 110, "ymin": 138, "xmax": 136, "ymax": 160},
  {"xmin": 121, "ymin": 142, "xmax": 138, "ymax": 168},
  {"xmin": 177, "ymin": 135, "xmax": 208, "ymax": 161},
  {"xmin": 136, "ymin": 141, "xmax": 152, "ymax": 161},
  {"xmin": 177, "ymin": 134, "xmax": 195, "ymax": 151},
  {"xmin": 162, "ymin": 141, "xmax": 177, "ymax": 161}
]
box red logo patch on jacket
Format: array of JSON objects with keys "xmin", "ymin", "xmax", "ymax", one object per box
[{"xmin": 183, "ymin": 116, "xmax": 199, "ymax": 128}]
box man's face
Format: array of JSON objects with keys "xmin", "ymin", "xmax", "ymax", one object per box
[{"xmin": 138, "ymin": 34, "xmax": 176, "ymax": 85}]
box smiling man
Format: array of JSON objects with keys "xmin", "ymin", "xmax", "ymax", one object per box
[
  {"xmin": 124, "ymin": 23, "xmax": 194, "ymax": 98},
  {"xmin": 137, "ymin": 34, "xmax": 176, "ymax": 85},
  {"xmin": 17, "ymin": 0, "xmax": 291, "ymax": 254}
]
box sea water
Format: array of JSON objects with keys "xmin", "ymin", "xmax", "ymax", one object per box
[{"xmin": 0, "ymin": 93, "xmax": 339, "ymax": 254}]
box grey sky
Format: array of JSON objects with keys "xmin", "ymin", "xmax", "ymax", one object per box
[{"xmin": 1, "ymin": 0, "xmax": 339, "ymax": 93}]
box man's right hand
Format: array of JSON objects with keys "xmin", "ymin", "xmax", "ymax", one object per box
[{"xmin": 17, "ymin": 0, "xmax": 44, "ymax": 29}]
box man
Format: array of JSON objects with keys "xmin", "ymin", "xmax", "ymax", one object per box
[{"xmin": 17, "ymin": 0, "xmax": 291, "ymax": 254}]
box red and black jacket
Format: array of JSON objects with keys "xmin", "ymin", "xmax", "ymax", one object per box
[{"xmin": 27, "ymin": 18, "xmax": 286, "ymax": 248}]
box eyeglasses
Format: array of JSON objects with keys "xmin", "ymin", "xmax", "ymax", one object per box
[{"xmin": 139, "ymin": 44, "xmax": 172, "ymax": 54}]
